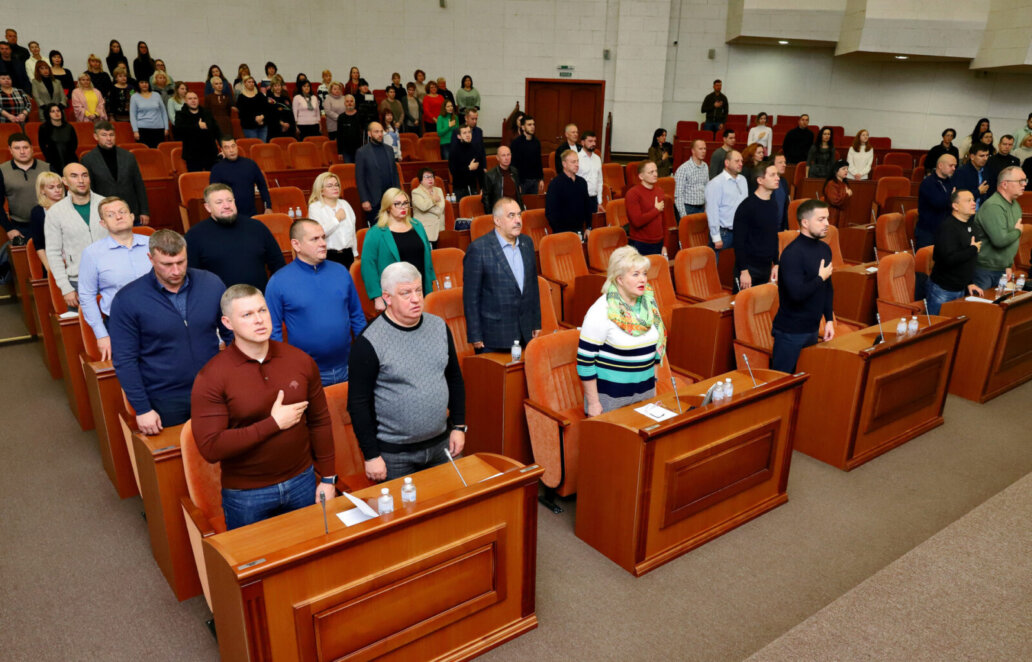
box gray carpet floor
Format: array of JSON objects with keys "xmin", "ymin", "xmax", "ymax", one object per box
[{"xmin": 0, "ymin": 300, "xmax": 1028, "ymax": 661}]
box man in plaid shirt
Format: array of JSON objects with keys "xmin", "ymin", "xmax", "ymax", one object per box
[
  {"xmin": 0, "ymin": 73, "xmax": 30, "ymax": 125},
  {"xmin": 674, "ymin": 139, "xmax": 709, "ymax": 218}
]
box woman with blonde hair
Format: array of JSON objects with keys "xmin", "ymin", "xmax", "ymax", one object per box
[
  {"xmin": 106, "ymin": 66, "xmax": 133, "ymax": 121},
  {"xmin": 71, "ymin": 72, "xmax": 107, "ymax": 122},
  {"xmin": 166, "ymin": 81, "xmax": 189, "ymax": 128},
  {"xmin": 85, "ymin": 54, "xmax": 113, "ymax": 97},
  {"xmin": 360, "ymin": 187, "xmax": 436, "ymax": 311},
  {"xmin": 322, "ymin": 81, "xmax": 346, "ymax": 141},
  {"xmin": 577, "ymin": 245, "xmax": 667, "ymax": 416},
  {"xmin": 317, "ymin": 69, "xmax": 333, "ymax": 104},
  {"xmin": 307, "ymin": 172, "xmax": 357, "ymax": 268},
  {"xmin": 151, "ymin": 70, "xmax": 174, "ymax": 103},
  {"xmin": 28, "ymin": 171, "xmax": 67, "ymax": 270}
]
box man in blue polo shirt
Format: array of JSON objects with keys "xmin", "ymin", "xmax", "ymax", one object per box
[{"xmin": 265, "ymin": 218, "xmax": 367, "ymax": 386}]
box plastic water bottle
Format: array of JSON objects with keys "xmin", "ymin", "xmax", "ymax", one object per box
[
  {"xmin": 998, "ymin": 274, "xmax": 1009, "ymax": 292},
  {"xmin": 907, "ymin": 316, "xmax": 919, "ymax": 335},
  {"xmin": 1017, "ymin": 274, "xmax": 1026, "ymax": 292},
  {"xmin": 443, "ymin": 275, "xmax": 453, "ymax": 289},
  {"xmin": 724, "ymin": 377, "xmax": 734, "ymax": 399},
  {"xmin": 511, "ymin": 340, "xmax": 522, "ymax": 362},
  {"xmin": 287, "ymin": 207, "xmax": 296, "ymax": 219},
  {"xmin": 712, "ymin": 381, "xmax": 725, "ymax": 402},
  {"xmin": 895, "ymin": 318, "xmax": 908, "ymax": 337},
  {"xmin": 294, "ymin": 206, "xmax": 303, "ymax": 218},
  {"xmin": 401, "ymin": 477, "xmax": 417, "ymax": 504},
  {"xmin": 377, "ymin": 487, "xmax": 394, "ymax": 515}
]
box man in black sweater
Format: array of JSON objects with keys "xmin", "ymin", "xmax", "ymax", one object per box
[
  {"xmin": 335, "ymin": 95, "xmax": 363, "ymax": 163},
  {"xmin": 953, "ymin": 145, "xmax": 991, "ymax": 208},
  {"xmin": 927, "ymin": 189, "xmax": 983, "ymax": 314},
  {"xmin": 771, "ymin": 199, "xmax": 835, "ymax": 373},
  {"xmin": 545, "ymin": 149, "xmax": 594, "ymax": 235},
  {"xmin": 984, "ymin": 135, "xmax": 1020, "ymax": 195},
  {"xmin": 184, "ymin": 183, "xmax": 285, "ymax": 291},
  {"xmin": 510, "ymin": 115, "xmax": 544, "ymax": 194},
  {"xmin": 781, "ymin": 115, "xmax": 814, "ymax": 165},
  {"xmin": 209, "ymin": 137, "xmax": 271, "ymax": 217},
  {"xmin": 733, "ymin": 161, "xmax": 781, "ymax": 292},
  {"xmin": 448, "ymin": 125, "xmax": 485, "ymax": 203}
]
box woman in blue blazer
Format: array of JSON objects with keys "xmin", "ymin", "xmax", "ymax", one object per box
[{"xmin": 360, "ymin": 187, "xmax": 436, "ymax": 311}]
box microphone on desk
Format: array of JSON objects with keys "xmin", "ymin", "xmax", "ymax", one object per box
[
  {"xmin": 742, "ymin": 353, "xmax": 759, "ymax": 387},
  {"xmin": 444, "ymin": 449, "xmax": 468, "ymax": 487},
  {"xmin": 923, "ymin": 299, "xmax": 931, "ymax": 326},
  {"xmin": 667, "ymin": 360, "xmax": 683, "ymax": 414},
  {"xmin": 909, "ymin": 239, "xmax": 916, "ymax": 255},
  {"xmin": 872, "ymin": 313, "xmax": 885, "ymax": 346},
  {"xmin": 319, "ymin": 492, "xmax": 329, "ymax": 535}
]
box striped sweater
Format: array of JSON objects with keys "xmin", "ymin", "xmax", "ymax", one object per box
[{"xmin": 576, "ymin": 296, "xmax": 659, "ymax": 399}]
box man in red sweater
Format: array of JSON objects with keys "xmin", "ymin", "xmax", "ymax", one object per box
[
  {"xmin": 191, "ymin": 283, "xmax": 336, "ymax": 530},
  {"xmin": 625, "ymin": 160, "xmax": 666, "ymax": 255}
]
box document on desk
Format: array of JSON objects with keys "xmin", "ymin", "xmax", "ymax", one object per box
[
  {"xmin": 336, "ymin": 491, "xmax": 378, "ymax": 527},
  {"xmin": 635, "ymin": 402, "xmax": 677, "ymax": 422},
  {"xmin": 964, "ymin": 296, "xmax": 993, "ymax": 303},
  {"xmin": 865, "ymin": 266, "xmax": 878, "ymax": 274}
]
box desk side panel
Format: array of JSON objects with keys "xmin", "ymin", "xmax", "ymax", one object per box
[
  {"xmin": 943, "ymin": 300, "xmax": 1000, "ymax": 401},
  {"xmin": 794, "ymin": 348, "xmax": 865, "ymax": 469},
  {"xmin": 983, "ymin": 298, "xmax": 1032, "ymax": 401}
]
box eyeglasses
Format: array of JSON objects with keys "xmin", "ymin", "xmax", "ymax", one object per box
[
  {"xmin": 392, "ymin": 201, "xmax": 410, "ymax": 208},
  {"xmin": 1003, "ymin": 178, "xmax": 1028, "ymax": 185}
]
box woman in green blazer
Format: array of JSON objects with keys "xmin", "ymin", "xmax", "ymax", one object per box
[{"xmin": 360, "ymin": 187, "xmax": 436, "ymax": 312}]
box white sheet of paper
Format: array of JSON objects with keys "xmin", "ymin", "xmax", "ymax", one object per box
[
  {"xmin": 865, "ymin": 266, "xmax": 878, "ymax": 274},
  {"xmin": 335, "ymin": 490, "xmax": 379, "ymax": 526},
  {"xmin": 343, "ymin": 490, "xmax": 378, "ymax": 517},
  {"xmin": 59, "ymin": 311, "xmax": 78, "ymax": 319},
  {"xmin": 634, "ymin": 402, "xmax": 677, "ymax": 422},
  {"xmin": 964, "ymin": 296, "xmax": 993, "ymax": 303}
]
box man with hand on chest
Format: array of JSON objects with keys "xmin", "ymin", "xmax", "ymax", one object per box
[{"xmin": 190, "ymin": 283, "xmax": 336, "ymax": 530}]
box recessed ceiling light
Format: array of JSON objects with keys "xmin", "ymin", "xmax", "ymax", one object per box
[
  {"xmin": 778, "ymin": 40, "xmax": 789, "ymax": 45},
  {"xmin": 895, "ymin": 55, "xmax": 908, "ymax": 60}
]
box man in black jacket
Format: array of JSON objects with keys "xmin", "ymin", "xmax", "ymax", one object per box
[
  {"xmin": 482, "ymin": 145, "xmax": 523, "ymax": 213},
  {"xmin": 984, "ymin": 135, "xmax": 1020, "ymax": 194},
  {"xmin": 80, "ymin": 121, "xmax": 150, "ymax": 225},
  {"xmin": 510, "ymin": 115, "xmax": 544, "ymax": 194},
  {"xmin": 448, "ymin": 125, "xmax": 484, "ymax": 203},
  {"xmin": 953, "ymin": 145, "xmax": 991, "ymax": 208},
  {"xmin": 927, "ymin": 189, "xmax": 983, "ymax": 314},
  {"xmin": 336, "ymin": 95, "xmax": 363, "ymax": 163},
  {"xmin": 174, "ymin": 92, "xmax": 219, "ymax": 172},
  {"xmin": 545, "ymin": 149, "xmax": 594, "ymax": 235},
  {"xmin": 782, "ymin": 115, "xmax": 813, "ymax": 165},
  {"xmin": 355, "ymin": 122, "xmax": 398, "ymax": 223}
]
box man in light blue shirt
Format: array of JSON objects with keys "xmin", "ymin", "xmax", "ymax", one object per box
[
  {"xmin": 78, "ymin": 196, "xmax": 153, "ymax": 360},
  {"xmin": 704, "ymin": 149, "xmax": 746, "ymax": 262}
]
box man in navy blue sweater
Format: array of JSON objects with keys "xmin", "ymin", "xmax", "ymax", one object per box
[
  {"xmin": 265, "ymin": 219, "xmax": 367, "ymax": 386},
  {"xmin": 915, "ymin": 153, "xmax": 956, "ymax": 250},
  {"xmin": 208, "ymin": 137, "xmax": 271, "ymax": 217},
  {"xmin": 953, "ymin": 145, "xmax": 991, "ymax": 209},
  {"xmin": 109, "ymin": 229, "xmax": 228, "ymax": 435},
  {"xmin": 185, "ymin": 183, "xmax": 284, "ymax": 291},
  {"xmin": 771, "ymin": 199, "xmax": 836, "ymax": 373}
]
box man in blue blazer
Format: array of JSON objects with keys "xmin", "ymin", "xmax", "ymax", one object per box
[{"xmin": 463, "ymin": 197, "xmax": 541, "ymax": 353}]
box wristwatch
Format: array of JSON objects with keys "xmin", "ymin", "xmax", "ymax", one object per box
[
  {"xmin": 452, "ymin": 425, "xmax": 467, "ymax": 432},
  {"xmin": 320, "ymin": 475, "xmax": 337, "ymax": 485}
]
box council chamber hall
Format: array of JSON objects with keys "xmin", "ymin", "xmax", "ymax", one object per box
[{"xmin": 2, "ymin": 1, "xmax": 1031, "ymax": 661}]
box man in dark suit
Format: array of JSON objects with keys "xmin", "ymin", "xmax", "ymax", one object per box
[
  {"xmin": 463, "ymin": 197, "xmax": 541, "ymax": 353},
  {"xmin": 80, "ymin": 121, "xmax": 150, "ymax": 225},
  {"xmin": 482, "ymin": 145, "xmax": 523, "ymax": 213},
  {"xmin": 356, "ymin": 121, "xmax": 399, "ymax": 224}
]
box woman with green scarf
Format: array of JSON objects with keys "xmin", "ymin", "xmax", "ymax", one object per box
[{"xmin": 576, "ymin": 246, "xmax": 667, "ymax": 416}]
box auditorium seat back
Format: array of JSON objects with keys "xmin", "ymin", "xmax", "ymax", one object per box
[
  {"xmin": 538, "ymin": 276, "xmax": 560, "ymax": 334},
  {"xmin": 539, "ymin": 232, "xmax": 589, "ymax": 321},
  {"xmin": 430, "ymin": 247, "xmax": 464, "ymax": 291},
  {"xmin": 823, "ymin": 225, "xmax": 846, "ymax": 267},
  {"xmin": 915, "ymin": 245, "xmax": 934, "ymax": 275},
  {"xmin": 47, "ymin": 270, "xmax": 68, "ymax": 315},
  {"xmin": 458, "ymin": 194, "xmax": 482, "ymax": 219},
  {"xmin": 349, "ymin": 259, "xmax": 377, "ymax": 321},
  {"xmin": 329, "ymin": 163, "xmax": 357, "ymax": 191},
  {"xmin": 787, "ymin": 198, "xmax": 810, "ymax": 231},
  {"xmin": 875, "ymin": 212, "xmax": 908, "ymax": 259},
  {"xmin": 254, "ymin": 213, "xmax": 294, "ymax": 263},
  {"xmin": 778, "ymin": 230, "xmax": 797, "ymax": 256},
  {"xmin": 602, "ymin": 163, "xmax": 625, "ymax": 198},
  {"xmin": 876, "ymin": 251, "xmax": 924, "ymax": 320},
  {"xmin": 586, "ymin": 226, "xmax": 627, "ymax": 272},
  {"xmin": 251, "ymin": 143, "xmax": 289, "ymax": 172},
  {"xmin": 235, "ymin": 138, "xmax": 261, "ymax": 157},
  {"xmin": 470, "ymin": 214, "xmax": 494, "ymax": 241},
  {"xmin": 168, "ymin": 148, "xmax": 187, "ymax": 178},
  {"xmin": 871, "ymin": 164, "xmax": 903, "ymax": 181},
  {"xmin": 321, "ymin": 141, "xmax": 340, "ymax": 166},
  {"xmin": 732, "ymin": 283, "xmax": 779, "ymax": 370},
  {"xmin": 523, "ymin": 327, "xmax": 583, "ymax": 497},
  {"xmin": 678, "ymin": 212, "xmax": 709, "ymax": 248},
  {"xmin": 270, "ymin": 137, "xmax": 296, "ymax": 150},
  {"xmin": 268, "ymin": 186, "xmax": 307, "ymax": 216},
  {"xmin": 882, "ymin": 152, "xmax": 913, "ymax": 171},
  {"xmin": 656, "ymin": 177, "xmax": 675, "ymax": 199},
  {"xmin": 399, "ymin": 133, "xmax": 417, "ymax": 161},
  {"xmin": 416, "ymin": 136, "xmax": 441, "ymax": 161},
  {"xmin": 542, "ymin": 168, "xmax": 557, "ymax": 191},
  {"xmin": 135, "ymin": 148, "xmax": 172, "ymax": 178},
  {"xmin": 77, "ymin": 307, "xmax": 100, "ymax": 362},
  {"xmin": 605, "ymin": 198, "xmax": 628, "ymax": 228},
  {"xmin": 645, "ymin": 254, "xmax": 683, "ymax": 329},
  {"xmin": 287, "ymin": 141, "xmax": 322, "ymax": 169},
  {"xmin": 322, "ymin": 382, "xmax": 373, "ymax": 492},
  {"xmin": 522, "ymin": 209, "xmax": 551, "ymax": 248},
  {"xmin": 133, "ymin": 226, "xmax": 156, "ymax": 236},
  {"xmin": 179, "ymin": 420, "xmax": 224, "ymax": 610},
  {"xmin": 673, "ymin": 246, "xmax": 725, "ymax": 301},
  {"xmin": 624, "ymin": 161, "xmax": 642, "ymax": 191},
  {"xmin": 873, "ymin": 177, "xmax": 910, "ymax": 217},
  {"xmin": 423, "ymin": 287, "xmax": 474, "ymax": 361}
]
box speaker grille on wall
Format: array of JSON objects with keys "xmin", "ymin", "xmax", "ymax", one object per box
[{"xmin": 708, "ymin": 49, "xmax": 716, "ymax": 60}]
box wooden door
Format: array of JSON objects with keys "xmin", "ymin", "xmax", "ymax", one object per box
[{"xmin": 525, "ymin": 78, "xmax": 605, "ymax": 154}]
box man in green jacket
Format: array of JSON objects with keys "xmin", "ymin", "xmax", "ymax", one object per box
[{"xmin": 972, "ymin": 165, "xmax": 1025, "ymax": 290}]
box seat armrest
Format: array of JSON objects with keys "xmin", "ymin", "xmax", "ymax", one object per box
[
  {"xmin": 180, "ymin": 496, "xmax": 218, "ymax": 538},
  {"xmin": 670, "ymin": 365, "xmax": 703, "ymax": 383},
  {"xmin": 524, "ymin": 398, "xmax": 572, "ymax": 428}
]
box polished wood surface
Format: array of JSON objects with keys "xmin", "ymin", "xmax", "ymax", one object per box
[
  {"xmin": 50, "ymin": 313, "xmax": 94, "ymax": 431},
  {"xmin": 204, "ymin": 454, "xmax": 543, "ymax": 662},
  {"xmin": 794, "ymin": 316, "xmax": 964, "ymax": 470},
  {"xmin": 132, "ymin": 424, "xmax": 202, "ymax": 601},
  {"xmin": 941, "ymin": 290, "xmax": 1032, "ymax": 403},
  {"xmin": 832, "ymin": 262, "xmax": 878, "ymax": 325},
  {"xmin": 83, "ymin": 359, "xmax": 138, "ymax": 498},
  {"xmin": 30, "ymin": 276, "xmax": 61, "ymax": 379},
  {"xmin": 839, "ymin": 223, "xmax": 876, "ymax": 264},
  {"xmin": 463, "ymin": 352, "xmax": 534, "ymax": 464},
  {"xmin": 8, "ymin": 244, "xmax": 37, "ymax": 336},
  {"xmin": 668, "ymin": 294, "xmax": 735, "ymax": 378},
  {"xmin": 576, "ymin": 370, "xmax": 806, "ymax": 576}
]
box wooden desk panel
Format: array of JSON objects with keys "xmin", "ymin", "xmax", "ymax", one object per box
[
  {"xmin": 839, "ymin": 224, "xmax": 875, "ymax": 264},
  {"xmin": 942, "ymin": 290, "xmax": 1032, "ymax": 403},
  {"xmin": 668, "ymin": 295, "xmax": 735, "ymax": 379},
  {"xmin": 204, "ymin": 454, "xmax": 542, "ymax": 662},
  {"xmin": 794, "ymin": 316, "xmax": 964, "ymax": 470},
  {"xmin": 437, "ymin": 229, "xmax": 471, "ymax": 252},
  {"xmin": 50, "ymin": 313, "xmax": 94, "ymax": 431},
  {"xmin": 463, "ymin": 353, "xmax": 533, "ymax": 464},
  {"xmin": 8, "ymin": 245, "xmax": 37, "ymax": 336},
  {"xmin": 132, "ymin": 424, "xmax": 201, "ymax": 601},
  {"xmin": 832, "ymin": 263, "xmax": 878, "ymax": 326},
  {"xmin": 30, "ymin": 277, "xmax": 61, "ymax": 379},
  {"xmin": 262, "ymin": 168, "xmax": 325, "ymax": 195},
  {"xmin": 577, "ymin": 370, "xmax": 806, "ymax": 576},
  {"xmin": 83, "ymin": 360, "xmax": 138, "ymax": 498}
]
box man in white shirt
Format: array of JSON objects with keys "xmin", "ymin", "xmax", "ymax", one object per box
[
  {"xmin": 704, "ymin": 150, "xmax": 747, "ymax": 262},
  {"xmin": 577, "ymin": 130, "xmax": 604, "ymax": 210}
]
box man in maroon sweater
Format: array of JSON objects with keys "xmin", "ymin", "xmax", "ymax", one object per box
[
  {"xmin": 191, "ymin": 284, "xmax": 336, "ymax": 530},
  {"xmin": 625, "ymin": 160, "xmax": 666, "ymax": 255}
]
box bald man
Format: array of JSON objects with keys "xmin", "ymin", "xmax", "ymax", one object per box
[
  {"xmin": 44, "ymin": 163, "xmax": 107, "ymax": 308},
  {"xmin": 915, "ymin": 153, "xmax": 957, "ymax": 249},
  {"xmin": 482, "ymin": 145, "xmax": 523, "ymax": 213},
  {"xmin": 554, "ymin": 123, "xmax": 580, "ymax": 172}
]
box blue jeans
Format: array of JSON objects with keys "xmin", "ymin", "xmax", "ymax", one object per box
[
  {"xmin": 243, "ymin": 126, "xmax": 268, "ymax": 142},
  {"xmin": 771, "ymin": 328, "xmax": 818, "ymax": 373},
  {"xmin": 222, "ymin": 466, "xmax": 317, "ymax": 530},
  {"xmin": 382, "ymin": 437, "xmax": 450, "ymax": 481},
  {"xmin": 319, "ymin": 365, "xmax": 348, "ymax": 387},
  {"xmin": 711, "ymin": 227, "xmax": 733, "ymax": 264},
  {"xmin": 972, "ymin": 267, "xmax": 1004, "ymax": 291},
  {"xmin": 702, "ymin": 121, "xmax": 721, "ymax": 133},
  {"xmin": 925, "ymin": 280, "xmax": 964, "ymax": 315},
  {"xmin": 681, "ymin": 203, "xmax": 704, "ymax": 216},
  {"xmin": 440, "ymin": 142, "xmax": 451, "ymax": 160}
]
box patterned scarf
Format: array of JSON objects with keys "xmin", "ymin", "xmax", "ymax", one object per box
[{"xmin": 605, "ymin": 281, "xmax": 666, "ymax": 359}]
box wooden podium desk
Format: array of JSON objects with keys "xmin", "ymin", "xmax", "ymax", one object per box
[
  {"xmin": 29, "ymin": 274, "xmax": 61, "ymax": 379},
  {"xmin": 82, "ymin": 359, "xmax": 138, "ymax": 498},
  {"xmin": 794, "ymin": 315, "xmax": 965, "ymax": 471},
  {"xmin": 832, "ymin": 262, "xmax": 878, "ymax": 326},
  {"xmin": 576, "ymin": 370, "xmax": 806, "ymax": 576},
  {"xmin": 941, "ymin": 289, "xmax": 1032, "ymax": 403},
  {"xmin": 668, "ymin": 295, "xmax": 735, "ymax": 379},
  {"xmin": 204, "ymin": 454, "xmax": 543, "ymax": 662},
  {"xmin": 50, "ymin": 312, "xmax": 94, "ymax": 431},
  {"xmin": 839, "ymin": 223, "xmax": 875, "ymax": 264},
  {"xmin": 8, "ymin": 244, "xmax": 37, "ymax": 336},
  {"xmin": 463, "ymin": 352, "xmax": 534, "ymax": 464},
  {"xmin": 132, "ymin": 423, "xmax": 201, "ymax": 601}
]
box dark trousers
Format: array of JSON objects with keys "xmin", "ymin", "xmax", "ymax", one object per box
[
  {"xmin": 137, "ymin": 128, "xmax": 165, "ymax": 148},
  {"xmin": 771, "ymin": 328, "xmax": 818, "ymax": 374},
  {"xmin": 150, "ymin": 393, "xmax": 191, "ymax": 427},
  {"xmin": 382, "ymin": 437, "xmax": 451, "ymax": 481},
  {"xmin": 734, "ymin": 264, "xmax": 772, "ymax": 294},
  {"xmin": 630, "ymin": 238, "xmax": 664, "ymax": 256},
  {"xmin": 326, "ymin": 248, "xmax": 354, "ymax": 270},
  {"xmin": 298, "ymin": 124, "xmax": 321, "ymax": 139}
]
